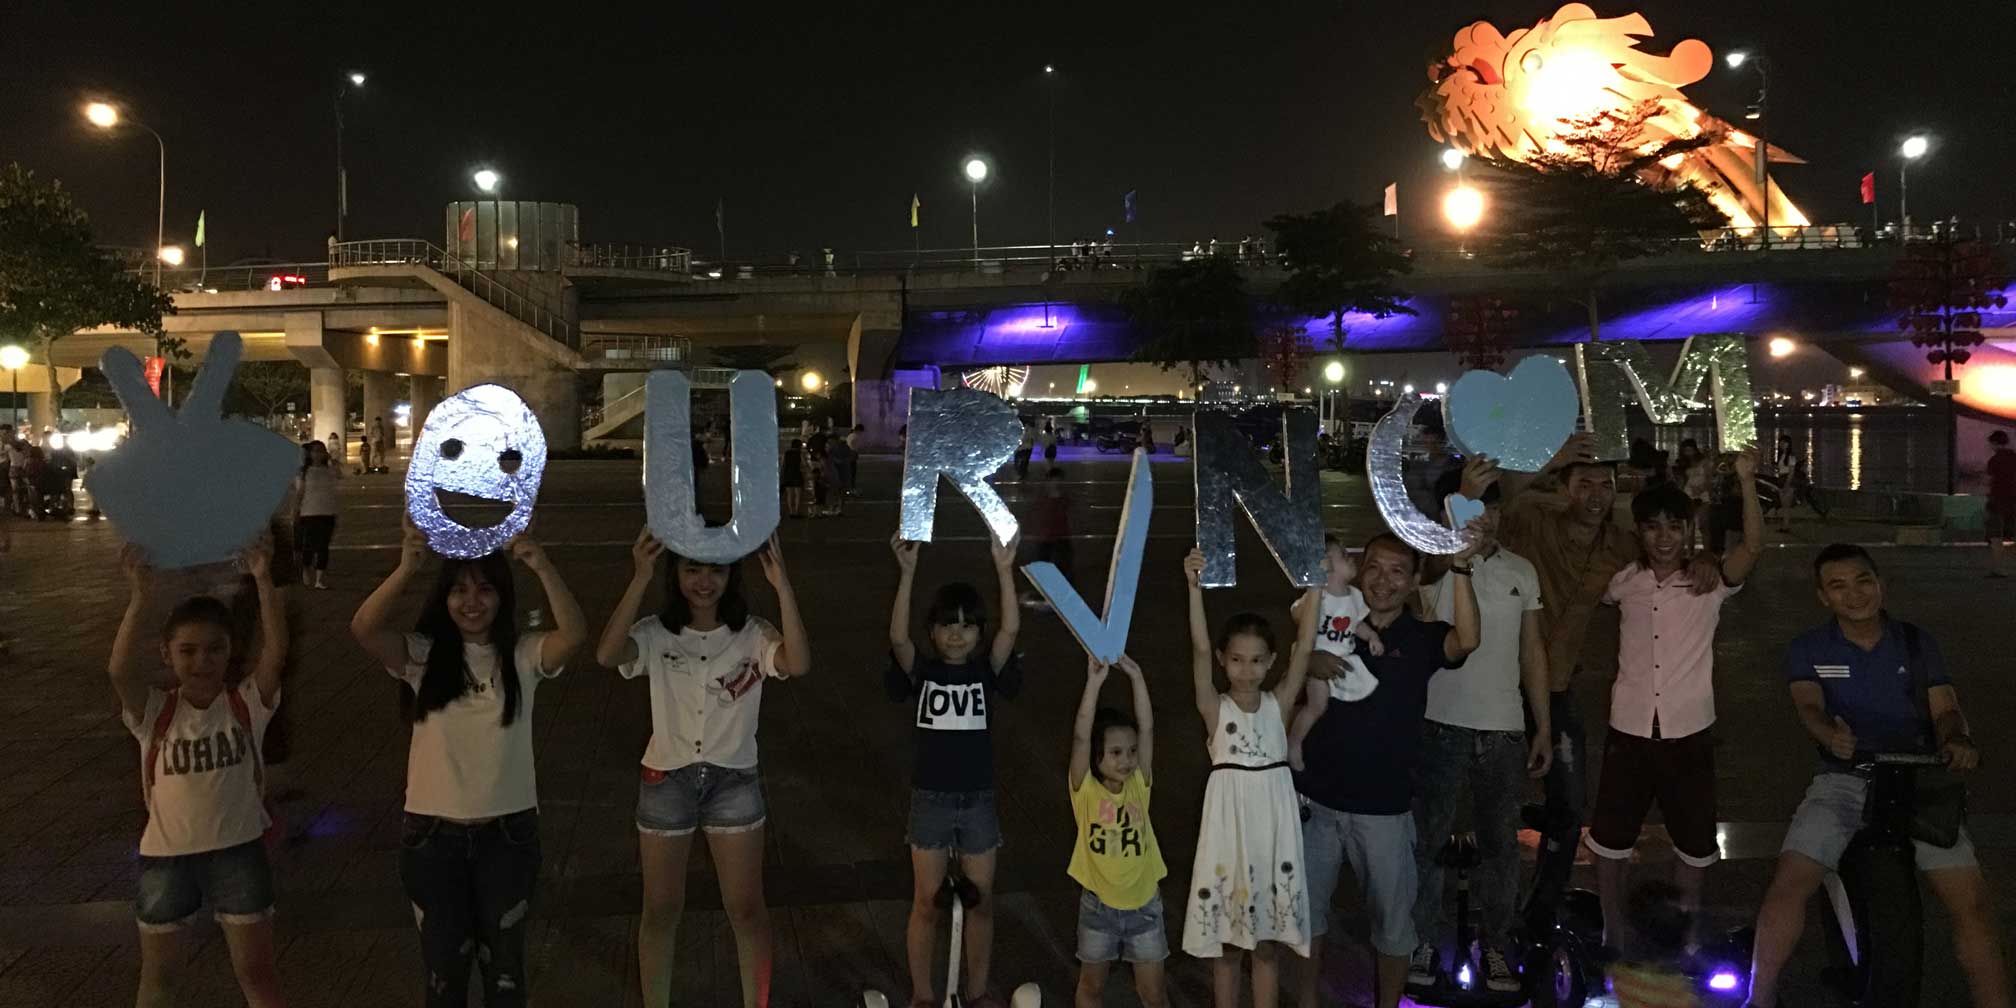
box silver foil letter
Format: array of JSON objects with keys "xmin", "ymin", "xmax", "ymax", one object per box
[
  {"xmin": 405, "ymin": 383, "xmax": 550, "ymax": 559},
  {"xmin": 1367, "ymin": 393, "xmax": 1472, "ymax": 556},
  {"xmin": 1575, "ymin": 335, "xmax": 1757, "ymax": 460},
  {"xmin": 644, "ymin": 370, "xmax": 780, "ymax": 564},
  {"xmin": 1192, "ymin": 407, "xmax": 1324, "ymax": 588},
  {"xmin": 899, "ymin": 387, "xmax": 1021, "ymax": 545}
]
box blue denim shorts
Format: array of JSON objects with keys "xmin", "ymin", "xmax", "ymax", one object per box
[
  {"xmin": 907, "ymin": 788, "xmax": 1001, "ymax": 854},
  {"xmin": 135, "ymin": 838, "xmax": 275, "ymax": 931},
  {"xmin": 1076, "ymin": 889, "xmax": 1169, "ymax": 964},
  {"xmin": 638, "ymin": 763, "xmax": 767, "ymax": 837}
]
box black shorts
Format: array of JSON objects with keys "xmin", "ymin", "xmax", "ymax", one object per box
[
  {"xmin": 1988, "ymin": 499, "xmax": 2016, "ymax": 541},
  {"xmin": 1586, "ymin": 727, "xmax": 1718, "ymax": 867}
]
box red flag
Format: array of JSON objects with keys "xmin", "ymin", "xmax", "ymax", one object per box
[
  {"xmin": 143, "ymin": 357, "xmax": 166, "ymax": 397},
  {"xmin": 458, "ymin": 207, "xmax": 476, "ymax": 243},
  {"xmin": 1860, "ymin": 172, "xmax": 1876, "ymax": 205}
]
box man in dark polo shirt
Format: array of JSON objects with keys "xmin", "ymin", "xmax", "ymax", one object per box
[
  {"xmin": 1744, "ymin": 544, "xmax": 2006, "ymax": 1008},
  {"xmin": 1294, "ymin": 532, "xmax": 1480, "ymax": 1008}
]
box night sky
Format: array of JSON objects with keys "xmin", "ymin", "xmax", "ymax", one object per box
[{"xmin": 3, "ymin": 2, "xmax": 2010, "ymax": 265}]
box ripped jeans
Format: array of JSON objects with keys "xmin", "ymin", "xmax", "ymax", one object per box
[{"xmin": 400, "ymin": 810, "xmax": 541, "ymax": 1007}]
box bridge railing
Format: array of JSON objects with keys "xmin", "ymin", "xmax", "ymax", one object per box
[
  {"xmin": 571, "ymin": 243, "xmax": 693, "ymax": 273},
  {"xmin": 132, "ymin": 261, "xmax": 334, "ymax": 292}
]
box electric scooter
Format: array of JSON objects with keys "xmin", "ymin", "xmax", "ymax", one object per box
[
  {"xmin": 1818, "ymin": 751, "xmax": 1948, "ymax": 1007},
  {"xmin": 863, "ymin": 862, "xmax": 1042, "ymax": 1008}
]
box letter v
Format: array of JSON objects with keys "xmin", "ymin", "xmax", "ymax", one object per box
[{"xmin": 1021, "ymin": 448, "xmax": 1150, "ymax": 664}]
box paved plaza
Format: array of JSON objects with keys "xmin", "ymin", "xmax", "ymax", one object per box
[{"xmin": 0, "ymin": 453, "xmax": 2010, "ymax": 1006}]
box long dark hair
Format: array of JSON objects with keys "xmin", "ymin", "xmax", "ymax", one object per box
[
  {"xmin": 404, "ymin": 551, "xmax": 522, "ymax": 726},
  {"xmin": 657, "ymin": 551, "xmax": 750, "ymax": 632}
]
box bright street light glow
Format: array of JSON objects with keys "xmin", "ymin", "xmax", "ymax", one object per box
[
  {"xmin": 84, "ymin": 102, "xmax": 119, "ymax": 128},
  {"xmin": 800, "ymin": 371, "xmax": 823, "ymax": 392},
  {"xmin": 1724, "ymin": 51, "xmax": 1749, "ymax": 68},
  {"xmin": 1081, "ymin": 379, "xmax": 1097, "ymax": 393},
  {"xmin": 1435, "ymin": 382, "xmax": 1449, "ymax": 394},
  {"xmin": 1044, "ymin": 64, "xmax": 1055, "ymax": 74},
  {"xmin": 963, "ymin": 157, "xmax": 989, "ymax": 183},
  {"xmin": 157, "ymin": 246, "xmax": 185, "ymax": 267},
  {"xmin": 1403, "ymin": 383, "xmax": 1416, "ymax": 394},
  {"xmin": 1769, "ymin": 337, "xmax": 1796, "ymax": 358},
  {"xmin": 1442, "ymin": 185, "xmax": 1485, "ymax": 231},
  {"xmin": 0, "ymin": 345, "xmax": 29, "ymax": 371},
  {"xmin": 1440, "ymin": 148, "xmax": 1465, "ymax": 171},
  {"xmin": 1901, "ymin": 135, "xmax": 1929, "ymax": 159},
  {"xmin": 348, "ymin": 72, "xmax": 367, "ymax": 86},
  {"xmin": 472, "ymin": 168, "xmax": 501, "ymax": 192},
  {"xmin": 1323, "ymin": 360, "xmax": 1345, "ymax": 383},
  {"xmin": 1849, "ymin": 367, "xmax": 1866, "ymax": 379}
]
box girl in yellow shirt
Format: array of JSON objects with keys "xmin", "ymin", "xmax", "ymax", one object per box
[{"xmin": 1067, "ymin": 654, "xmax": 1169, "ymax": 1006}]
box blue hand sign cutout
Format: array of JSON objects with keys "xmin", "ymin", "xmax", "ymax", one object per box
[{"xmin": 84, "ymin": 332, "xmax": 299, "ymax": 569}]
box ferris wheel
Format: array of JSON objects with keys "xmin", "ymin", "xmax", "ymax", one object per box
[{"xmin": 961, "ymin": 365, "xmax": 1030, "ymax": 398}]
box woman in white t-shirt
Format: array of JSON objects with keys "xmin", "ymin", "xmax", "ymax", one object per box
[
  {"xmin": 108, "ymin": 536, "xmax": 288, "ymax": 1007},
  {"xmin": 293, "ymin": 440, "xmax": 341, "ymax": 590},
  {"xmin": 350, "ymin": 518, "xmax": 586, "ymax": 1007},
  {"xmin": 594, "ymin": 528, "xmax": 812, "ymax": 1008}
]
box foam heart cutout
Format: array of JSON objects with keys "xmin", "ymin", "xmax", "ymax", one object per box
[
  {"xmin": 1445, "ymin": 492, "xmax": 1486, "ymax": 529},
  {"xmin": 1443, "ymin": 356, "xmax": 1580, "ymax": 472}
]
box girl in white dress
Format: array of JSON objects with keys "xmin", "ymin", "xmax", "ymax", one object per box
[{"xmin": 1180, "ymin": 547, "xmax": 1322, "ymax": 1007}]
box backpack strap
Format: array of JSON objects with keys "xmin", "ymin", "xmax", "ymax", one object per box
[
  {"xmin": 1898, "ymin": 620, "xmax": 1935, "ymax": 751},
  {"xmin": 224, "ymin": 685, "xmax": 266, "ymax": 800},
  {"xmin": 141, "ymin": 690, "xmax": 180, "ymax": 811}
]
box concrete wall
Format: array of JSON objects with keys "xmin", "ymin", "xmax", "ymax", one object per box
[{"xmin": 446, "ymin": 300, "xmax": 582, "ymax": 450}]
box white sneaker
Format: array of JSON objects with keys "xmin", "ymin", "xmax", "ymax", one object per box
[
  {"xmin": 1482, "ymin": 946, "xmax": 1519, "ymax": 993},
  {"xmin": 1408, "ymin": 942, "xmax": 1439, "ymax": 985}
]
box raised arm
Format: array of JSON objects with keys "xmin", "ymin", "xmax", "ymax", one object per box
[
  {"xmin": 757, "ymin": 532, "xmax": 812, "ymax": 677},
  {"xmin": 1502, "ymin": 432, "xmax": 1595, "ymax": 504},
  {"xmin": 1720, "ymin": 451, "xmax": 1766, "ymax": 585},
  {"xmin": 1184, "ymin": 547, "xmax": 1217, "ymax": 727},
  {"xmin": 511, "ymin": 536, "xmax": 585, "ymax": 671},
  {"xmin": 597, "ymin": 527, "xmax": 662, "ymax": 668},
  {"xmin": 989, "ymin": 529, "xmax": 1022, "ymax": 672},
  {"xmin": 1117, "ymin": 654, "xmax": 1153, "ymax": 786},
  {"xmin": 242, "ymin": 536, "xmax": 288, "ymax": 708},
  {"xmin": 1271, "ymin": 585, "xmax": 1323, "ymax": 712},
  {"xmin": 1068, "ymin": 657, "xmax": 1109, "ymax": 791},
  {"xmin": 1443, "ymin": 525, "xmax": 1484, "ymax": 663},
  {"xmin": 888, "ymin": 535, "xmax": 919, "ymax": 674},
  {"xmin": 351, "ymin": 516, "xmax": 429, "ymax": 672},
  {"xmin": 108, "ymin": 543, "xmax": 154, "ymax": 721}
]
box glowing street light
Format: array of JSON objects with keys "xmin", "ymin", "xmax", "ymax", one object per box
[
  {"xmin": 1, "ymin": 344, "xmax": 28, "ymax": 428},
  {"xmin": 1442, "ymin": 185, "xmax": 1485, "ymax": 232},
  {"xmin": 157, "ymin": 245, "xmax": 185, "ymax": 267},
  {"xmin": 1439, "ymin": 148, "xmax": 1465, "ymax": 171},
  {"xmin": 348, "ymin": 71, "xmax": 367, "ymax": 86},
  {"xmin": 963, "ymin": 155, "xmax": 990, "ymax": 262},
  {"xmin": 800, "ymin": 371, "xmax": 824, "ymax": 392},
  {"xmin": 1849, "ymin": 367, "xmax": 1865, "ymax": 379},
  {"xmin": 1900, "ymin": 135, "xmax": 1929, "ymax": 234},
  {"xmin": 1435, "ymin": 382, "xmax": 1449, "ymax": 394},
  {"xmin": 1724, "ymin": 50, "xmax": 1750, "ymax": 69},
  {"xmin": 472, "ymin": 168, "xmax": 501, "ymax": 193},
  {"xmin": 1769, "ymin": 337, "xmax": 1796, "ymax": 358},
  {"xmin": 1323, "ymin": 360, "xmax": 1345, "ymax": 383},
  {"xmin": 83, "ymin": 100, "xmax": 167, "ymax": 288}
]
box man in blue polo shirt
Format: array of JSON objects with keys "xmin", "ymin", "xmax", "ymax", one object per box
[{"xmin": 1744, "ymin": 544, "xmax": 2006, "ymax": 1008}]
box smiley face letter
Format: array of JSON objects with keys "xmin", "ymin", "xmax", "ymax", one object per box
[
  {"xmin": 404, "ymin": 384, "xmax": 549, "ymax": 558},
  {"xmin": 85, "ymin": 332, "xmax": 299, "ymax": 569}
]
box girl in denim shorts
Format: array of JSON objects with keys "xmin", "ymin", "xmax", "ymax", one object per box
[
  {"xmin": 1068, "ymin": 654, "xmax": 1169, "ymax": 1006},
  {"xmin": 353, "ymin": 519, "xmax": 587, "ymax": 1007},
  {"xmin": 595, "ymin": 528, "xmax": 813, "ymax": 1008},
  {"xmin": 887, "ymin": 531, "xmax": 1023, "ymax": 1008},
  {"xmin": 109, "ymin": 537, "xmax": 288, "ymax": 1006}
]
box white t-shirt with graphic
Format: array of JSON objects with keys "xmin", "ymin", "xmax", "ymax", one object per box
[
  {"xmin": 1423, "ymin": 548, "xmax": 1544, "ymax": 732},
  {"xmin": 619, "ymin": 616, "xmax": 784, "ymax": 772},
  {"xmin": 123, "ymin": 677, "xmax": 277, "ymax": 857},
  {"xmin": 395, "ymin": 633, "xmax": 559, "ymax": 820},
  {"xmin": 1307, "ymin": 587, "xmax": 1378, "ymax": 702}
]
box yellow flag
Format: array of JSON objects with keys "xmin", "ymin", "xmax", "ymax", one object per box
[{"xmin": 910, "ymin": 193, "xmax": 920, "ymax": 229}]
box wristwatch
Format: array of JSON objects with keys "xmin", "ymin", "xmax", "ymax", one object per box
[{"xmin": 1450, "ymin": 565, "xmax": 1475, "ymax": 576}]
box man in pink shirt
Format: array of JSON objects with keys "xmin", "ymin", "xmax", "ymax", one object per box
[{"xmin": 1586, "ymin": 451, "xmax": 1763, "ymax": 949}]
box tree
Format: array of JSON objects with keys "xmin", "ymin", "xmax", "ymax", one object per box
[
  {"xmin": 0, "ymin": 164, "xmax": 174, "ymax": 407},
  {"xmin": 1445, "ymin": 294, "xmax": 1517, "ymax": 372},
  {"xmin": 227, "ymin": 361, "xmax": 311, "ymax": 419},
  {"xmin": 1890, "ymin": 238, "xmax": 2007, "ymax": 493},
  {"xmin": 1123, "ymin": 255, "xmax": 1256, "ymax": 386},
  {"xmin": 1264, "ymin": 201, "xmax": 1414, "ymax": 356},
  {"xmin": 1475, "ymin": 101, "xmax": 1728, "ymax": 341}
]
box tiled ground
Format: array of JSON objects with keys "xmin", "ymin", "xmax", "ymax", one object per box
[{"xmin": 0, "ymin": 453, "xmax": 2009, "ymax": 1006}]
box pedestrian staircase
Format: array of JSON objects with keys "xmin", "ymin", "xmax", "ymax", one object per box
[
  {"xmin": 330, "ymin": 239, "xmax": 576, "ymax": 351},
  {"xmin": 582, "ymin": 367, "xmax": 741, "ymax": 444}
]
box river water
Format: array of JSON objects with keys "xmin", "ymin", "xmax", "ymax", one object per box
[{"xmin": 1643, "ymin": 406, "xmax": 1966, "ymax": 495}]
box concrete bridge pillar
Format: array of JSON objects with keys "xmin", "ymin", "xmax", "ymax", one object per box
[
  {"xmin": 848, "ymin": 322, "xmax": 911, "ymax": 452},
  {"xmin": 360, "ymin": 371, "xmax": 400, "ymax": 465},
  {"xmin": 409, "ymin": 375, "xmax": 445, "ymax": 441},
  {"xmin": 25, "ymin": 393, "xmax": 56, "ymax": 434},
  {"xmin": 309, "ymin": 367, "xmax": 347, "ymax": 451}
]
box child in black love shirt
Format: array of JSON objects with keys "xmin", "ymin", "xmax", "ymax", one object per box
[{"xmin": 887, "ymin": 530, "xmax": 1023, "ymax": 1008}]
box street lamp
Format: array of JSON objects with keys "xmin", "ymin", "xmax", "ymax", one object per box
[
  {"xmin": 1442, "ymin": 185, "xmax": 1485, "ymax": 232},
  {"xmin": 1849, "ymin": 367, "xmax": 1865, "ymax": 380},
  {"xmin": 1769, "ymin": 337, "xmax": 1796, "ymax": 358},
  {"xmin": 83, "ymin": 100, "xmax": 166, "ymax": 289},
  {"xmin": 1900, "ymin": 135, "xmax": 1929, "ymax": 236},
  {"xmin": 158, "ymin": 245, "xmax": 185, "ymax": 267},
  {"xmin": 336, "ymin": 71, "xmax": 367, "ymax": 241},
  {"xmin": 962, "ymin": 155, "xmax": 990, "ymax": 264},
  {"xmin": 1323, "ymin": 360, "xmax": 1345, "ymax": 383},
  {"xmin": 473, "ymin": 168, "xmax": 501, "ymax": 194},
  {"xmin": 1723, "ymin": 50, "xmax": 1770, "ymax": 245},
  {"xmin": 800, "ymin": 371, "xmax": 823, "ymax": 393},
  {"xmin": 1439, "ymin": 148, "xmax": 1465, "ymax": 171},
  {"xmin": 0, "ymin": 345, "xmax": 27, "ymax": 429}
]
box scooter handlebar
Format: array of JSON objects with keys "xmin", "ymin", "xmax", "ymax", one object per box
[{"xmin": 1856, "ymin": 751, "xmax": 1947, "ymax": 767}]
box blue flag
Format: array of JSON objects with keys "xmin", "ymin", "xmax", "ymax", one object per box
[{"xmin": 1123, "ymin": 190, "xmax": 1137, "ymax": 224}]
